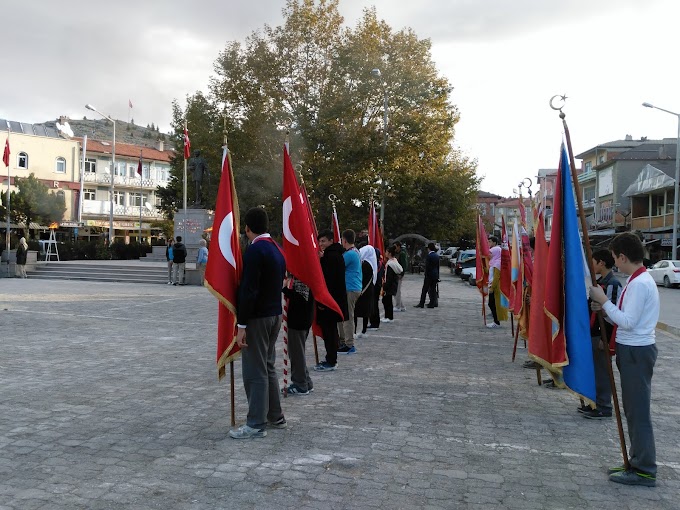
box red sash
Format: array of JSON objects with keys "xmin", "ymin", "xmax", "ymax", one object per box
[{"xmin": 609, "ymin": 266, "xmax": 646, "ymax": 355}]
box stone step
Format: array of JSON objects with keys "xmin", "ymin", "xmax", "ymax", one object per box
[{"xmin": 32, "ymin": 262, "xmax": 170, "ymax": 285}]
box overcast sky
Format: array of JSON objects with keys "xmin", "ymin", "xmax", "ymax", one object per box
[{"xmin": 2, "ymin": 0, "xmax": 679, "ymax": 196}]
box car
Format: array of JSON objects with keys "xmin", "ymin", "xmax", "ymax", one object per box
[
  {"xmin": 647, "ymin": 259, "xmax": 680, "ymax": 288},
  {"xmin": 440, "ymin": 247, "xmax": 458, "ymax": 265},
  {"xmin": 463, "ymin": 267, "xmax": 478, "ymax": 286},
  {"xmin": 453, "ymin": 249, "xmax": 476, "ymax": 275}
]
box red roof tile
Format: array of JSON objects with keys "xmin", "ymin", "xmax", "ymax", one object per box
[{"xmin": 75, "ymin": 137, "xmax": 174, "ymax": 163}]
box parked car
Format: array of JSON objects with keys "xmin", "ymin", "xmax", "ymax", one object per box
[
  {"xmin": 440, "ymin": 247, "xmax": 458, "ymax": 265},
  {"xmin": 453, "ymin": 249, "xmax": 476, "ymax": 275},
  {"xmin": 463, "ymin": 267, "xmax": 478, "ymax": 286},
  {"xmin": 648, "ymin": 260, "xmax": 680, "ymax": 288}
]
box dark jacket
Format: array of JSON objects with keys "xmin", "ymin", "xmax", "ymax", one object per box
[
  {"xmin": 317, "ymin": 242, "xmax": 348, "ymax": 323},
  {"xmin": 354, "ymin": 260, "xmax": 374, "ymax": 317},
  {"xmin": 16, "ymin": 245, "xmax": 27, "ymax": 265},
  {"xmin": 237, "ymin": 237, "xmax": 287, "ymax": 325},
  {"xmin": 425, "ymin": 250, "xmax": 440, "ymax": 281},
  {"xmin": 590, "ymin": 270, "xmax": 622, "ymax": 339},
  {"xmin": 282, "ymin": 284, "xmax": 315, "ymax": 331},
  {"xmin": 384, "ymin": 263, "xmax": 400, "ymax": 296},
  {"xmin": 173, "ymin": 242, "xmax": 187, "ymax": 263}
]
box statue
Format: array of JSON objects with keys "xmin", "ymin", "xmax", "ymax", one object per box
[{"xmin": 188, "ymin": 149, "xmax": 210, "ymax": 207}]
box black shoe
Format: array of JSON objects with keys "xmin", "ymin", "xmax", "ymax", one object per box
[
  {"xmin": 577, "ymin": 403, "xmax": 591, "ymax": 414},
  {"xmin": 523, "ymin": 360, "xmax": 540, "ymax": 369},
  {"xmin": 542, "ymin": 380, "xmax": 556, "ymax": 388},
  {"xmin": 414, "ymin": 304, "xmax": 424, "ymax": 308},
  {"xmin": 583, "ymin": 409, "xmax": 612, "ymax": 420},
  {"xmin": 426, "ymin": 304, "xmax": 436, "ymax": 308}
]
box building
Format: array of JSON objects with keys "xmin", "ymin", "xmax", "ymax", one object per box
[
  {"xmin": 476, "ymin": 191, "xmax": 504, "ymax": 233},
  {"xmin": 535, "ymin": 168, "xmax": 557, "ymax": 232}
]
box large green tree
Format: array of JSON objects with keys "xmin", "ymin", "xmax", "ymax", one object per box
[
  {"xmin": 1, "ymin": 174, "xmax": 66, "ymax": 237},
  {"xmin": 161, "ymin": 0, "xmax": 479, "ymax": 241}
]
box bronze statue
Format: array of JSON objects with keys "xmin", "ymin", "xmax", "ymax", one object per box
[{"xmin": 188, "ymin": 149, "xmax": 210, "ymax": 206}]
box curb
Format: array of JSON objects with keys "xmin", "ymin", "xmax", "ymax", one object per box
[{"xmin": 657, "ymin": 321, "xmax": 680, "ymax": 338}]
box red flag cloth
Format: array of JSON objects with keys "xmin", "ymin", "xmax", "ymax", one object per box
[
  {"xmin": 300, "ymin": 181, "xmax": 318, "ymax": 239},
  {"xmin": 205, "ymin": 147, "xmax": 243, "ymax": 380},
  {"xmin": 183, "ymin": 128, "xmax": 191, "ymax": 160},
  {"xmin": 282, "ymin": 145, "xmax": 342, "ymax": 318},
  {"xmin": 528, "ymin": 211, "xmax": 554, "ymax": 366},
  {"xmin": 543, "ymin": 165, "xmax": 567, "ymax": 367},
  {"xmin": 332, "ymin": 210, "xmax": 341, "ymax": 243},
  {"xmin": 137, "ymin": 151, "xmax": 142, "ymax": 175},
  {"xmin": 475, "ymin": 215, "xmax": 490, "ymax": 295},
  {"xmin": 518, "ymin": 195, "xmax": 534, "ymax": 286},
  {"xmin": 500, "ymin": 215, "xmax": 512, "ymax": 304},
  {"xmin": 2, "ymin": 138, "xmax": 9, "ymax": 167}
]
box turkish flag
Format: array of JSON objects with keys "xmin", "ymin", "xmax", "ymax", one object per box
[
  {"xmin": 500, "ymin": 215, "xmax": 512, "ymax": 305},
  {"xmin": 137, "ymin": 151, "xmax": 142, "ymax": 175},
  {"xmin": 183, "ymin": 128, "xmax": 191, "ymax": 160},
  {"xmin": 367, "ymin": 202, "xmax": 384, "ymax": 256},
  {"xmin": 2, "ymin": 138, "xmax": 9, "ymax": 167},
  {"xmin": 205, "ymin": 147, "xmax": 243, "ymax": 380},
  {"xmin": 282, "ymin": 145, "xmax": 342, "ymax": 318}
]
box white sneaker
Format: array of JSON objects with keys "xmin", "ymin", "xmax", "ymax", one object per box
[
  {"xmin": 399, "ymin": 308, "xmax": 406, "ymax": 312},
  {"xmin": 380, "ymin": 318, "xmax": 393, "ymax": 323},
  {"xmin": 486, "ymin": 323, "xmax": 500, "ymax": 329},
  {"xmin": 229, "ymin": 424, "xmax": 266, "ymax": 439}
]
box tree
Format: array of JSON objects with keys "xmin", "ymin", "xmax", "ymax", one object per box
[
  {"xmin": 161, "ymin": 0, "xmax": 478, "ymax": 241},
  {"xmin": 5, "ymin": 174, "xmax": 66, "ymax": 238}
]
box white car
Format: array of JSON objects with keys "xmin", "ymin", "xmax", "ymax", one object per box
[
  {"xmin": 648, "ymin": 260, "xmax": 680, "ymax": 288},
  {"xmin": 461, "ymin": 266, "xmax": 477, "ymax": 286}
]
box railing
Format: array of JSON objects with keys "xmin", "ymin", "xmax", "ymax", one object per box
[
  {"xmin": 82, "ymin": 200, "xmax": 164, "ymax": 219},
  {"xmin": 599, "ymin": 205, "xmax": 613, "ymax": 224},
  {"xmin": 631, "ymin": 213, "xmax": 675, "ymax": 230},
  {"xmin": 83, "ymin": 173, "xmax": 166, "ymax": 188}
]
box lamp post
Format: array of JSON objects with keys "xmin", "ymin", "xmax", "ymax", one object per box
[
  {"xmin": 642, "ymin": 102, "xmax": 680, "ymax": 259},
  {"xmin": 85, "ymin": 104, "xmax": 115, "ymax": 245},
  {"xmin": 371, "ymin": 68, "xmax": 388, "ymax": 229}
]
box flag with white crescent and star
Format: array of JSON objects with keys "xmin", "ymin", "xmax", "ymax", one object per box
[
  {"xmin": 282, "ymin": 144, "xmax": 343, "ymax": 318},
  {"xmin": 205, "ymin": 146, "xmax": 243, "ymax": 380}
]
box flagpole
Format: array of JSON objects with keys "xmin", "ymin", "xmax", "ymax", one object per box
[
  {"xmin": 5, "ymin": 129, "xmax": 10, "ymax": 278},
  {"xmin": 183, "ymin": 119, "xmax": 188, "ymax": 240},
  {"xmin": 139, "ymin": 150, "xmax": 143, "ymax": 243},
  {"xmin": 553, "ymin": 95, "xmax": 630, "ymax": 471},
  {"xmin": 299, "ymin": 169, "xmax": 320, "ymax": 366}
]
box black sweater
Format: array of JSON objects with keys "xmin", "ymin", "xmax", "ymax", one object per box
[{"xmin": 282, "ymin": 285, "xmax": 315, "ymax": 330}]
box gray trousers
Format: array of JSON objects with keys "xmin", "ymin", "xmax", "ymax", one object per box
[
  {"xmin": 167, "ymin": 261, "xmax": 173, "ymax": 283},
  {"xmin": 591, "ymin": 336, "xmax": 612, "ymax": 412},
  {"xmin": 172, "ymin": 262, "xmax": 185, "ymax": 284},
  {"xmin": 288, "ymin": 328, "xmax": 313, "ymax": 392},
  {"xmin": 339, "ymin": 291, "xmax": 361, "ymax": 347},
  {"xmin": 394, "ymin": 276, "xmax": 404, "ymax": 310},
  {"xmin": 241, "ymin": 315, "xmax": 284, "ymax": 429},
  {"xmin": 616, "ymin": 343, "xmax": 658, "ymax": 476}
]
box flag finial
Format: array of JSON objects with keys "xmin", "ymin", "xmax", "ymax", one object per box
[{"xmin": 223, "ymin": 116, "xmax": 228, "ymax": 147}]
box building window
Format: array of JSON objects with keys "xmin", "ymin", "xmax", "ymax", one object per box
[
  {"xmin": 84, "ymin": 158, "xmax": 96, "ymax": 173},
  {"xmin": 112, "ymin": 162, "xmax": 125, "ymax": 177},
  {"xmin": 114, "ymin": 191, "xmax": 125, "ymax": 205},
  {"xmin": 130, "ymin": 192, "xmax": 148, "ymax": 207},
  {"xmin": 597, "ymin": 155, "xmax": 605, "ymax": 164},
  {"xmin": 583, "ymin": 187, "xmax": 595, "ymax": 203},
  {"xmin": 18, "ymin": 152, "xmax": 28, "ymax": 169},
  {"xmin": 55, "ymin": 157, "xmax": 66, "ymax": 173},
  {"xmin": 84, "ymin": 188, "xmax": 96, "ymax": 200},
  {"xmin": 56, "ymin": 190, "xmax": 65, "ymax": 201},
  {"xmin": 585, "ymin": 161, "xmax": 592, "ymax": 174}
]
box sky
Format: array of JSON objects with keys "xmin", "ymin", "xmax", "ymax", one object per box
[{"xmin": 2, "ymin": 0, "xmax": 679, "ymax": 197}]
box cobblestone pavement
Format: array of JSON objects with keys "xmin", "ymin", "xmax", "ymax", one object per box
[{"xmin": 1, "ymin": 273, "xmax": 679, "ymax": 509}]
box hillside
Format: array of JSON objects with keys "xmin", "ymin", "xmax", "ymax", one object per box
[{"xmin": 42, "ymin": 117, "xmax": 173, "ymax": 148}]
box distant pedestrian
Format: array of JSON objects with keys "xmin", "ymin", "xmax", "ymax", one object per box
[
  {"xmin": 352, "ymin": 245, "xmax": 377, "ymax": 340},
  {"xmin": 394, "ymin": 242, "xmax": 409, "ymax": 311},
  {"xmin": 172, "ymin": 236, "xmax": 187, "ymax": 285},
  {"xmin": 338, "ymin": 229, "xmax": 362, "ymax": 352},
  {"xmin": 197, "ymin": 239, "xmax": 208, "ymax": 285},
  {"xmin": 282, "ymin": 276, "xmax": 315, "ymax": 395},
  {"xmin": 15, "ymin": 237, "xmax": 28, "ymax": 278},
  {"xmin": 314, "ymin": 229, "xmax": 348, "ymax": 372},
  {"xmin": 165, "ymin": 238, "xmax": 174, "ymax": 284},
  {"xmin": 415, "ymin": 242, "xmax": 439, "ymax": 308},
  {"xmin": 382, "ymin": 246, "xmax": 403, "ymax": 322},
  {"xmin": 230, "ymin": 208, "xmax": 287, "ymax": 439}
]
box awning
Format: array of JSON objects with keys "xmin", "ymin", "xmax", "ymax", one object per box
[{"xmin": 623, "ymin": 164, "xmax": 675, "ymax": 197}]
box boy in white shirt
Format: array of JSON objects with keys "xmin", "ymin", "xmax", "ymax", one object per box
[{"xmin": 589, "ymin": 232, "xmax": 659, "ymax": 487}]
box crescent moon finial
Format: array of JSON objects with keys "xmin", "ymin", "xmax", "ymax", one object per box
[{"xmin": 549, "ymin": 94, "xmax": 568, "ymax": 112}]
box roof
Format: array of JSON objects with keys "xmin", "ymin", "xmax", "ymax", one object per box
[
  {"xmin": 612, "ymin": 142, "xmax": 677, "ymax": 161},
  {"xmin": 477, "ymin": 191, "xmax": 503, "ymax": 199},
  {"xmin": 0, "ymin": 118, "xmax": 61, "ymax": 138},
  {"xmin": 76, "ymin": 138, "xmax": 174, "ymax": 163},
  {"xmin": 623, "ymin": 164, "xmax": 676, "ymax": 197},
  {"xmin": 537, "ymin": 168, "xmax": 557, "ymax": 178}
]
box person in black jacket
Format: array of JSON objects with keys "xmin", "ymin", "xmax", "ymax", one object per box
[
  {"xmin": 353, "ymin": 245, "xmax": 376, "ymax": 338},
  {"xmin": 172, "ymin": 236, "xmax": 187, "ymax": 285},
  {"xmin": 415, "ymin": 242, "xmax": 440, "ymax": 308},
  {"xmin": 16, "ymin": 237, "xmax": 28, "ymax": 278},
  {"xmin": 314, "ymin": 229, "xmax": 348, "ymax": 371},
  {"xmin": 230, "ymin": 208, "xmax": 287, "ymax": 439},
  {"xmin": 382, "ymin": 246, "xmax": 403, "ymax": 321},
  {"xmin": 368, "ymin": 248, "xmax": 384, "ymax": 330},
  {"xmin": 282, "ymin": 277, "xmax": 315, "ymax": 395}
]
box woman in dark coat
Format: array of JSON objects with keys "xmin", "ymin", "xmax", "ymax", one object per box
[
  {"xmin": 16, "ymin": 237, "xmax": 28, "ymax": 278},
  {"xmin": 354, "ymin": 245, "xmax": 376, "ymax": 336},
  {"xmin": 381, "ymin": 246, "xmax": 403, "ymax": 322}
]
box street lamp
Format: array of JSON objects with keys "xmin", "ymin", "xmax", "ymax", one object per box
[
  {"xmin": 642, "ymin": 102, "xmax": 680, "ymax": 259},
  {"xmin": 371, "ymin": 68, "xmax": 388, "ymax": 229},
  {"xmin": 85, "ymin": 104, "xmax": 115, "ymax": 245}
]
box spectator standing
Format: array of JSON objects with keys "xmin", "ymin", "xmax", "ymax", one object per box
[
  {"xmin": 172, "ymin": 236, "xmax": 187, "ymax": 285},
  {"xmin": 486, "ymin": 236, "xmax": 503, "ymax": 328},
  {"xmin": 15, "ymin": 237, "xmax": 28, "ymax": 278},
  {"xmin": 368, "ymin": 248, "xmax": 384, "ymax": 330},
  {"xmin": 314, "ymin": 229, "xmax": 348, "ymax": 372},
  {"xmin": 230, "ymin": 208, "xmax": 287, "ymax": 439},
  {"xmin": 196, "ymin": 239, "xmax": 208, "ymax": 285},
  {"xmin": 338, "ymin": 229, "xmax": 362, "ymax": 352},
  {"xmin": 415, "ymin": 242, "xmax": 439, "ymax": 308},
  {"xmin": 394, "ymin": 242, "xmax": 409, "ymax": 311},
  {"xmin": 165, "ymin": 238, "xmax": 174, "ymax": 284},
  {"xmin": 381, "ymin": 246, "xmax": 403, "ymax": 322},
  {"xmin": 351, "ymin": 245, "xmax": 377, "ymax": 343},
  {"xmin": 282, "ymin": 277, "xmax": 315, "ymax": 394}
]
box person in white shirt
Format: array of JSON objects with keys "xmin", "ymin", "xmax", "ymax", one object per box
[{"xmin": 589, "ymin": 232, "xmax": 659, "ymax": 487}]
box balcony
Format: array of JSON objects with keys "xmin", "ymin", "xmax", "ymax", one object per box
[
  {"xmin": 598, "ymin": 205, "xmax": 613, "ymax": 224},
  {"xmin": 82, "ymin": 200, "xmax": 164, "ymax": 219},
  {"xmin": 631, "ymin": 213, "xmax": 675, "ymax": 231},
  {"xmin": 83, "ymin": 173, "xmax": 166, "ymax": 189}
]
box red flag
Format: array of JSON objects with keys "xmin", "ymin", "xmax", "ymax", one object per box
[
  {"xmin": 500, "ymin": 215, "xmax": 512, "ymax": 305},
  {"xmin": 527, "ymin": 210, "xmax": 554, "ymax": 366},
  {"xmin": 183, "ymin": 128, "xmax": 191, "ymax": 160},
  {"xmin": 282, "ymin": 144, "xmax": 342, "ymax": 318},
  {"xmin": 2, "ymin": 138, "xmax": 9, "ymax": 167},
  {"xmin": 137, "ymin": 150, "xmax": 142, "ymax": 175},
  {"xmin": 332, "ymin": 209, "xmax": 340, "ymax": 243},
  {"xmin": 367, "ymin": 201, "xmax": 384, "ymax": 256},
  {"xmin": 518, "ymin": 194, "xmax": 534, "ymax": 286},
  {"xmin": 205, "ymin": 147, "xmax": 243, "ymax": 380},
  {"xmin": 129, "ymin": 99, "xmax": 133, "ymax": 109},
  {"xmin": 475, "ymin": 215, "xmax": 491, "ymax": 295}
]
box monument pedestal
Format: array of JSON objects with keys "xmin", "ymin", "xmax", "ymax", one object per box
[{"xmin": 174, "ymin": 209, "xmax": 214, "ymax": 262}]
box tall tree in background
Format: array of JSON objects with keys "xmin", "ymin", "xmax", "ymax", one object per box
[
  {"xmin": 3, "ymin": 174, "xmax": 66, "ymax": 238},
  {"xmin": 161, "ymin": 0, "xmax": 479, "ymax": 241}
]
